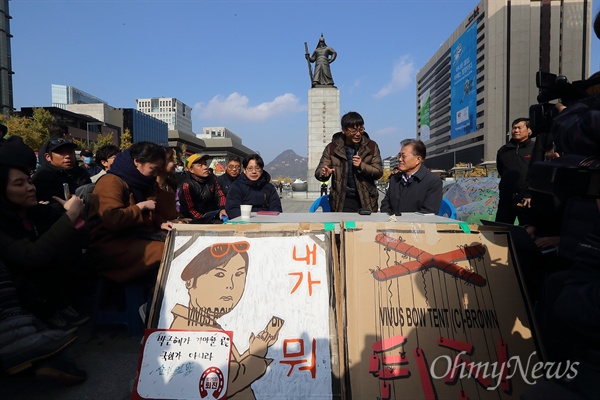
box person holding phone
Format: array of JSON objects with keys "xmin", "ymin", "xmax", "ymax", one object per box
[
  {"xmin": 32, "ymin": 137, "xmax": 91, "ymax": 206},
  {"xmin": 0, "ymin": 136, "xmax": 89, "ymax": 332}
]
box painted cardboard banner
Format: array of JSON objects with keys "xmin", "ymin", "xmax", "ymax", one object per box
[
  {"xmin": 133, "ymin": 329, "xmax": 233, "ymax": 400},
  {"xmin": 148, "ymin": 225, "xmax": 340, "ymax": 400},
  {"xmin": 342, "ymin": 222, "xmax": 543, "ymax": 399}
]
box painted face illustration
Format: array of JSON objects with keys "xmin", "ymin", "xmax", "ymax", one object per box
[{"xmin": 189, "ymin": 253, "xmax": 248, "ymax": 312}]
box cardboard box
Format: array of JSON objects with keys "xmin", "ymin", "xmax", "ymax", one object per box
[
  {"xmin": 146, "ymin": 223, "xmax": 342, "ymax": 399},
  {"xmin": 341, "ymin": 222, "xmax": 542, "ymax": 399}
]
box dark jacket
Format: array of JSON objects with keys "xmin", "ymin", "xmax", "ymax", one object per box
[
  {"xmin": 314, "ymin": 132, "xmax": 383, "ymax": 212},
  {"xmin": 32, "ymin": 164, "xmax": 91, "ymax": 202},
  {"xmin": 83, "ymin": 163, "xmax": 103, "ymax": 177},
  {"xmin": 0, "ymin": 204, "xmax": 82, "ymax": 316},
  {"xmin": 225, "ymin": 171, "xmax": 282, "ymax": 219},
  {"xmin": 380, "ymin": 166, "xmax": 443, "ymax": 214},
  {"xmin": 496, "ymin": 138, "xmax": 535, "ymax": 199},
  {"xmin": 217, "ymin": 172, "xmax": 238, "ymax": 196},
  {"xmin": 178, "ymin": 172, "xmax": 226, "ymax": 219}
]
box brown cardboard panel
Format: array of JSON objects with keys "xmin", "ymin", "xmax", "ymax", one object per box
[
  {"xmin": 148, "ymin": 223, "xmax": 341, "ymax": 399},
  {"xmin": 342, "ymin": 222, "xmax": 542, "ymax": 400}
]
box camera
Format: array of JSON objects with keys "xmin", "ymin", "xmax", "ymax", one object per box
[
  {"xmin": 528, "ymin": 70, "xmax": 600, "ymax": 199},
  {"xmin": 528, "ymin": 71, "xmax": 594, "ymax": 136}
]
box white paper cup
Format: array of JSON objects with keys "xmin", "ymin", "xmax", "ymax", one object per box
[{"xmin": 240, "ymin": 204, "xmax": 252, "ymax": 219}]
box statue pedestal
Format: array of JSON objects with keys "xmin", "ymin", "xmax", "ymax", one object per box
[{"xmin": 307, "ymin": 87, "xmax": 340, "ymax": 193}]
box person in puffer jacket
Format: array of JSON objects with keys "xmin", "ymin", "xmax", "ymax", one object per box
[{"xmin": 225, "ymin": 154, "xmax": 282, "ymax": 219}]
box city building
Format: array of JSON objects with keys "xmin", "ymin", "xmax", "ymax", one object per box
[
  {"xmin": 416, "ymin": 0, "xmax": 592, "ymax": 170},
  {"xmin": 169, "ymin": 125, "xmax": 255, "ymax": 173},
  {"xmin": 51, "ymin": 84, "xmax": 108, "ymax": 109},
  {"xmin": 197, "ymin": 126, "xmax": 243, "ymax": 143},
  {"xmin": 382, "ymin": 155, "xmax": 396, "ymax": 171},
  {"xmin": 0, "ymin": 0, "xmax": 13, "ymax": 117},
  {"xmin": 136, "ymin": 97, "xmax": 193, "ymax": 135},
  {"xmin": 120, "ymin": 108, "xmax": 168, "ymax": 145}
]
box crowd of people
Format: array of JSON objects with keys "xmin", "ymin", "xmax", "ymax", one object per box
[
  {"xmin": 0, "ymin": 110, "xmax": 445, "ymax": 383},
  {"xmin": 0, "ymin": 124, "xmax": 285, "ymax": 385},
  {"xmin": 1, "ymin": 96, "xmax": 598, "ymax": 397}
]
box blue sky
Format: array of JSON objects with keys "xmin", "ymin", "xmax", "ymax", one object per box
[{"xmin": 10, "ymin": 0, "xmax": 600, "ymax": 164}]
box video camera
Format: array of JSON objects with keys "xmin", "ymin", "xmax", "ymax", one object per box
[
  {"xmin": 528, "ymin": 71, "xmax": 600, "ymax": 199},
  {"xmin": 528, "ymin": 71, "xmax": 596, "ymax": 136}
]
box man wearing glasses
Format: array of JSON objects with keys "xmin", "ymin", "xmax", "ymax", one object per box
[
  {"xmin": 315, "ymin": 111, "xmax": 383, "ymax": 212},
  {"xmin": 380, "ymin": 139, "xmax": 442, "ymax": 214},
  {"xmin": 217, "ymin": 156, "xmax": 241, "ymax": 196}
]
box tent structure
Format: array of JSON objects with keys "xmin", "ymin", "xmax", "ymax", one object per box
[{"xmin": 442, "ymin": 176, "xmax": 500, "ymax": 224}]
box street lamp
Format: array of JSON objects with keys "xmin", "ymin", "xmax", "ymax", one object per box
[{"xmin": 86, "ymin": 122, "xmax": 104, "ymax": 147}]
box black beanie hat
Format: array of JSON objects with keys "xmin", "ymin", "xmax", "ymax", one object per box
[{"xmin": 0, "ymin": 136, "xmax": 37, "ymax": 170}]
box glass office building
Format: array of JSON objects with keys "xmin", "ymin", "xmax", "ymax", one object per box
[
  {"xmin": 51, "ymin": 84, "xmax": 108, "ymax": 109},
  {"xmin": 122, "ymin": 108, "xmax": 168, "ymax": 146}
]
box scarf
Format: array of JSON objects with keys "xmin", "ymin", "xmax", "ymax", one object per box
[{"xmin": 108, "ymin": 149, "xmax": 157, "ymax": 203}]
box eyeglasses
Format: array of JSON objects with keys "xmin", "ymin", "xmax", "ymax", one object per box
[
  {"xmin": 210, "ymin": 241, "xmax": 250, "ymax": 258},
  {"xmin": 398, "ymin": 153, "xmax": 417, "ymax": 160},
  {"xmin": 346, "ymin": 127, "xmax": 365, "ymax": 135},
  {"xmin": 227, "ymin": 165, "xmax": 241, "ymax": 170},
  {"xmin": 245, "ymin": 167, "xmax": 262, "ymax": 172}
]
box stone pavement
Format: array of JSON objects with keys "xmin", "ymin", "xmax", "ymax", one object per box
[{"xmin": 0, "ymin": 194, "xmax": 321, "ymax": 400}]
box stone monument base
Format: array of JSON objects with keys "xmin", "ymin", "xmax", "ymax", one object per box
[{"xmin": 307, "ymin": 87, "xmax": 340, "ymax": 193}]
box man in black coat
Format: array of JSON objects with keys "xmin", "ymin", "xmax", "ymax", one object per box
[
  {"xmin": 380, "ymin": 139, "xmax": 442, "ymax": 214},
  {"xmin": 32, "ymin": 138, "xmax": 91, "ymax": 203},
  {"xmin": 496, "ymin": 117, "xmax": 535, "ymax": 225},
  {"xmin": 217, "ymin": 156, "xmax": 241, "ymax": 196}
]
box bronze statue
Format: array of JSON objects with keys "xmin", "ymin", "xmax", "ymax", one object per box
[{"xmin": 304, "ymin": 35, "xmax": 337, "ymax": 87}]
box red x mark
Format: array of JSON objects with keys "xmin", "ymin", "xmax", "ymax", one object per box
[{"xmin": 372, "ymin": 233, "xmax": 487, "ymax": 286}]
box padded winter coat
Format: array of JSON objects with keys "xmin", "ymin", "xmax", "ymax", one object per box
[
  {"xmin": 314, "ymin": 132, "xmax": 383, "ymax": 212},
  {"xmin": 225, "ymin": 170, "xmax": 282, "ymax": 219}
]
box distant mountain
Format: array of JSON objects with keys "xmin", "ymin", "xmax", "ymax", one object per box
[{"xmin": 264, "ymin": 149, "xmax": 307, "ymax": 180}]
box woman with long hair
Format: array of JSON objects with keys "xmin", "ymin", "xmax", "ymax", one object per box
[
  {"xmin": 155, "ymin": 147, "xmax": 188, "ymax": 223},
  {"xmin": 0, "ymin": 136, "xmax": 87, "ymax": 330},
  {"xmin": 88, "ymin": 142, "xmax": 172, "ymax": 283}
]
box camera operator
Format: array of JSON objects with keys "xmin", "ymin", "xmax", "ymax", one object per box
[{"xmin": 526, "ymin": 11, "xmax": 600, "ymax": 400}]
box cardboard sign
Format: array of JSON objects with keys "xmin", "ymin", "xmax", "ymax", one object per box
[
  {"xmin": 341, "ymin": 222, "xmax": 543, "ymax": 399},
  {"xmin": 148, "ymin": 224, "xmax": 341, "ymax": 400},
  {"xmin": 133, "ymin": 329, "xmax": 232, "ymax": 400}
]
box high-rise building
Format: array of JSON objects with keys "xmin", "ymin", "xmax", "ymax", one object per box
[
  {"xmin": 416, "ymin": 0, "xmax": 592, "ymax": 170},
  {"xmin": 0, "ymin": 0, "xmax": 13, "ymax": 117},
  {"xmin": 51, "ymin": 84, "xmax": 108, "ymax": 109},
  {"xmin": 136, "ymin": 97, "xmax": 193, "ymax": 135}
]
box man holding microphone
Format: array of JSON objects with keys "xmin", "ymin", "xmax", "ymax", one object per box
[{"xmin": 314, "ymin": 111, "xmax": 383, "ymax": 212}]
